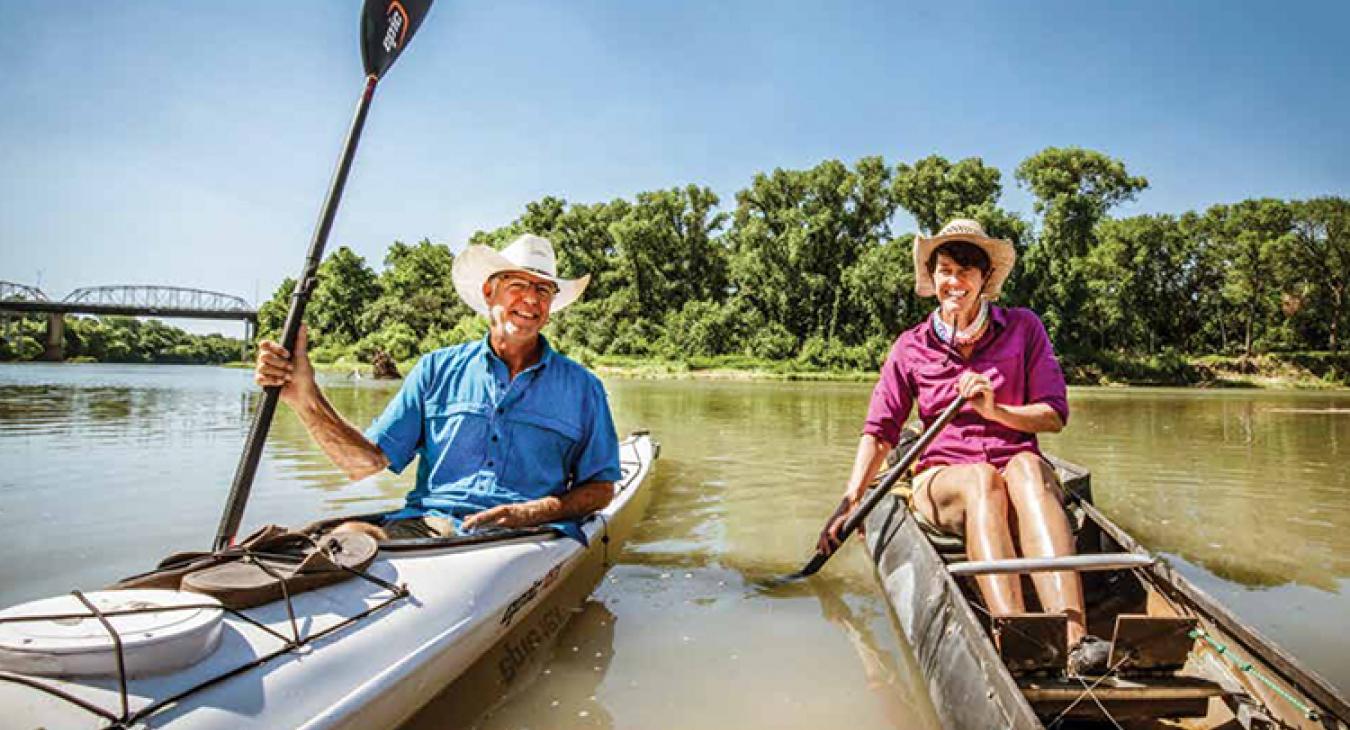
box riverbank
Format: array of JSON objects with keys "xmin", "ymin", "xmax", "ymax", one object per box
[{"xmin": 278, "ymin": 350, "xmax": 1350, "ymax": 388}]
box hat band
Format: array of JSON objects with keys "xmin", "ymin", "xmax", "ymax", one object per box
[{"xmin": 520, "ymin": 266, "xmax": 556, "ymax": 279}]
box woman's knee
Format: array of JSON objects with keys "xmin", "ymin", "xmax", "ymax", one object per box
[
  {"xmin": 963, "ymin": 463, "xmax": 1008, "ymax": 503},
  {"xmin": 1005, "ymin": 453, "xmax": 1059, "ymax": 502}
]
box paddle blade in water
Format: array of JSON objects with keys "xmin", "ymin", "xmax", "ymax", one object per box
[{"xmin": 361, "ymin": 0, "xmax": 434, "ymax": 79}]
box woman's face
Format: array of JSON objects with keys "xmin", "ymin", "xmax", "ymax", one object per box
[{"xmin": 931, "ymin": 252, "xmax": 986, "ymax": 322}]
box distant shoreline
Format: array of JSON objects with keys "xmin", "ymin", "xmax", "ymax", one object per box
[{"xmin": 275, "ymin": 351, "xmax": 1350, "ymax": 390}]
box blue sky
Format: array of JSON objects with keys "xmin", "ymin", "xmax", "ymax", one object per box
[{"xmin": 2, "ymin": 1, "xmax": 1347, "ymax": 335}]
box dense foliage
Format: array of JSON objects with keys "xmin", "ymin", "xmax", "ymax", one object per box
[
  {"xmin": 17, "ymin": 147, "xmax": 1343, "ymax": 377},
  {"xmin": 0, "ymin": 315, "xmax": 244, "ymax": 364},
  {"xmin": 258, "ymin": 147, "xmax": 1348, "ymax": 375}
]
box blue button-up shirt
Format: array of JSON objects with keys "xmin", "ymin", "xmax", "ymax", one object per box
[{"xmin": 364, "ymin": 335, "xmax": 621, "ymax": 541}]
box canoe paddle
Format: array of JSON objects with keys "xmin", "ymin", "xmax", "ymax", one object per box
[
  {"xmin": 775, "ymin": 395, "xmax": 967, "ymax": 583},
  {"xmin": 213, "ymin": 0, "xmax": 435, "ymax": 551}
]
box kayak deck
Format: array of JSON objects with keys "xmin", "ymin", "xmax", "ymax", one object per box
[{"xmin": 1, "ymin": 433, "xmax": 658, "ymax": 730}]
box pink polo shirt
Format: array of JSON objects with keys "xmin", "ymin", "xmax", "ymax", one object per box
[{"xmin": 863, "ymin": 306, "xmax": 1069, "ymax": 472}]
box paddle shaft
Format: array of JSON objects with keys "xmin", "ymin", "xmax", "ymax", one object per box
[
  {"xmin": 794, "ymin": 395, "xmax": 967, "ymax": 578},
  {"xmin": 214, "ymin": 76, "xmax": 379, "ymax": 551}
]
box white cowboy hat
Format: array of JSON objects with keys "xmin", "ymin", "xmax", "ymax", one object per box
[
  {"xmin": 912, "ymin": 218, "xmax": 1016, "ymax": 299},
  {"xmin": 452, "ymin": 233, "xmax": 591, "ymax": 317}
]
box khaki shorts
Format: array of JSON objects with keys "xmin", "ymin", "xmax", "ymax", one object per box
[
  {"xmin": 907, "ymin": 461, "xmax": 1070, "ymax": 541},
  {"xmin": 382, "ymin": 515, "xmax": 457, "ymax": 540},
  {"xmin": 909, "ymin": 466, "xmax": 960, "ymax": 539}
]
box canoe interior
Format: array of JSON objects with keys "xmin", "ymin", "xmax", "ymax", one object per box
[{"xmin": 865, "ymin": 455, "xmax": 1350, "ymax": 730}]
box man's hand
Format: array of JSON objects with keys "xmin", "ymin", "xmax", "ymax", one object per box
[
  {"xmin": 957, "ymin": 371, "xmax": 997, "ymax": 420},
  {"xmin": 460, "ymin": 481, "xmax": 613, "ymax": 533},
  {"xmin": 461, "ymin": 503, "xmax": 528, "ymax": 532},
  {"xmin": 254, "ymin": 325, "xmax": 316, "ymax": 406}
]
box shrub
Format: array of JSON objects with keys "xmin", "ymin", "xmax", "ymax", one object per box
[{"xmin": 355, "ymin": 322, "xmax": 419, "ymax": 362}]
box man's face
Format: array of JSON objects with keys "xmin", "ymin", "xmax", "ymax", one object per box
[{"xmin": 483, "ymin": 272, "xmax": 558, "ymax": 341}]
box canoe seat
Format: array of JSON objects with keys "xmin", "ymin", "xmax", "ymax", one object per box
[
  {"xmin": 995, "ymin": 613, "xmax": 1067, "ymax": 675},
  {"xmin": 1020, "ymin": 675, "xmax": 1226, "ymax": 721},
  {"xmin": 1108, "ymin": 614, "xmax": 1198, "ymax": 673}
]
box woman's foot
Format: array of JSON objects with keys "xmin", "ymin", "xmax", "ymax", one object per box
[{"xmin": 1067, "ymin": 635, "xmax": 1112, "ymax": 677}]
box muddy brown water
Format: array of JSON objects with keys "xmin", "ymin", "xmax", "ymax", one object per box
[{"xmin": 1, "ymin": 363, "xmax": 1347, "ymax": 728}]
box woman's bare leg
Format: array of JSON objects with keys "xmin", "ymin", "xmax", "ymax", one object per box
[
  {"xmin": 1003, "ymin": 452, "xmax": 1087, "ymax": 645},
  {"xmin": 916, "ymin": 463, "xmax": 1023, "ymax": 615}
]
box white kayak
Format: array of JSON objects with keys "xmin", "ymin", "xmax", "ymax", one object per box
[{"xmin": 0, "ymin": 432, "xmax": 658, "ymax": 730}]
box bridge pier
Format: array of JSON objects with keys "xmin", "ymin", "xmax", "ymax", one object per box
[
  {"xmin": 242, "ymin": 320, "xmax": 255, "ymax": 362},
  {"xmin": 42, "ymin": 313, "xmax": 64, "ymax": 361}
]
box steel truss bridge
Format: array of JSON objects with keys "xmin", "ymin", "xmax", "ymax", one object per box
[{"xmin": 1, "ymin": 282, "xmax": 258, "ymax": 360}]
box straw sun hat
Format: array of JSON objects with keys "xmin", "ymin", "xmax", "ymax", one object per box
[
  {"xmin": 912, "ymin": 218, "xmax": 1016, "ymax": 299},
  {"xmin": 451, "ymin": 234, "xmax": 591, "ymax": 317}
]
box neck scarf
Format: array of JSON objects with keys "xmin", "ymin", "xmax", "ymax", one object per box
[{"xmin": 932, "ymin": 300, "xmax": 990, "ymax": 348}]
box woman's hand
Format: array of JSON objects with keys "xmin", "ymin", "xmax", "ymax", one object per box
[
  {"xmin": 957, "ymin": 371, "xmax": 998, "ymax": 420},
  {"xmin": 817, "ymin": 493, "xmax": 863, "ymax": 555}
]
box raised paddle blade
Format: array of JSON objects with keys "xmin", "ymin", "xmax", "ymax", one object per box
[{"xmin": 361, "ymin": 0, "xmax": 434, "ymax": 79}]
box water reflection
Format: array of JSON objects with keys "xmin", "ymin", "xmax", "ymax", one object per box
[
  {"xmin": 475, "ymin": 600, "xmax": 617, "ymax": 730},
  {"xmin": 808, "ymin": 576, "xmax": 940, "ymax": 729},
  {"xmin": 1041, "ymin": 389, "xmax": 1350, "ymax": 592},
  {"xmin": 1, "ymin": 364, "xmax": 1348, "ymax": 718}
]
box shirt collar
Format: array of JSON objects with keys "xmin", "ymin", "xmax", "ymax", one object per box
[
  {"xmin": 923, "ymin": 304, "xmax": 1007, "ymax": 353},
  {"xmin": 480, "ymin": 333, "xmax": 554, "ymax": 374}
]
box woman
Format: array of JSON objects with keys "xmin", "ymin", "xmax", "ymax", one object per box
[{"xmin": 818, "ymin": 218, "xmax": 1109, "ymax": 676}]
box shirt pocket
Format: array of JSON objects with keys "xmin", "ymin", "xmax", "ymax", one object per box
[
  {"xmin": 978, "ymin": 351, "xmax": 1025, "ymax": 405},
  {"xmin": 500, "ymin": 409, "xmax": 582, "ymax": 496},
  {"xmin": 424, "ymin": 401, "xmax": 491, "ymax": 471}
]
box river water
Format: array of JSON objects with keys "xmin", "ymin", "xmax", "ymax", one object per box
[{"xmin": 1, "ymin": 363, "xmax": 1348, "ymax": 729}]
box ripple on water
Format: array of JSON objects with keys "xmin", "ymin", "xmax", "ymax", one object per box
[{"xmin": 4, "ymin": 370, "xmax": 1350, "ymax": 720}]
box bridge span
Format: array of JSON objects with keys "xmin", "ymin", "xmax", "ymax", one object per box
[{"xmin": 0, "ymin": 282, "xmax": 258, "ymax": 361}]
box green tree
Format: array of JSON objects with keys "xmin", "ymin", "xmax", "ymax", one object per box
[
  {"xmin": 361, "ymin": 239, "xmax": 472, "ymax": 350},
  {"xmin": 727, "ymin": 157, "xmax": 896, "ymax": 345},
  {"xmin": 1084, "ymin": 215, "xmax": 1193, "ymax": 353},
  {"xmin": 842, "ymin": 234, "xmax": 916, "ymax": 339},
  {"xmin": 893, "ymin": 155, "xmax": 1003, "ymax": 235},
  {"xmin": 1015, "ymin": 147, "xmax": 1148, "ymax": 349},
  {"xmin": 1202, "ymin": 199, "xmax": 1293, "ymax": 355},
  {"xmin": 611, "ymin": 186, "xmax": 730, "ymax": 319},
  {"xmin": 309, "ymin": 246, "xmax": 380, "ymax": 347},
  {"xmin": 257, "ymin": 278, "xmax": 295, "ymax": 342},
  {"xmin": 1287, "ymin": 197, "xmax": 1350, "ymax": 351}
]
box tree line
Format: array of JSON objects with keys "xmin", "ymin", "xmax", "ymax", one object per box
[
  {"xmin": 0, "ymin": 315, "xmax": 244, "ymax": 364},
  {"xmin": 251, "ymin": 146, "xmax": 1347, "ymax": 377}
]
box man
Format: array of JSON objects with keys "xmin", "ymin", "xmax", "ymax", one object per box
[{"xmin": 253, "ymin": 233, "xmax": 620, "ymax": 541}]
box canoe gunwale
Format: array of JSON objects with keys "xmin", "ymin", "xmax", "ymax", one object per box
[
  {"xmin": 865, "ymin": 491, "xmax": 1044, "ymax": 729},
  {"xmin": 1075, "ymin": 496, "xmax": 1350, "ymax": 726}
]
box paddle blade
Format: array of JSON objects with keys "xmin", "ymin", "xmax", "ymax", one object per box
[{"xmin": 361, "ymin": 0, "xmax": 434, "ymax": 79}]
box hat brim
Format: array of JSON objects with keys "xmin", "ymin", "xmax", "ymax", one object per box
[
  {"xmin": 912, "ymin": 231, "xmax": 1016, "ymax": 299},
  {"xmin": 451, "ymin": 245, "xmax": 590, "ymax": 317}
]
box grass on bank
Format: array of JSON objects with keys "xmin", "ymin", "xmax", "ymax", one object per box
[{"xmin": 252, "ymin": 349, "xmax": 1350, "ymax": 389}]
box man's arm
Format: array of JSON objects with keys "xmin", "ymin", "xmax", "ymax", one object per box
[
  {"xmin": 289, "ymin": 389, "xmax": 390, "ymax": 481},
  {"xmin": 254, "ymin": 325, "xmax": 389, "ymax": 481},
  {"xmin": 461, "ymin": 480, "xmax": 614, "ymax": 531}
]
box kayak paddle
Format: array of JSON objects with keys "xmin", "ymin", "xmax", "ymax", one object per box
[{"xmin": 214, "ymin": 0, "xmax": 435, "ymax": 551}]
